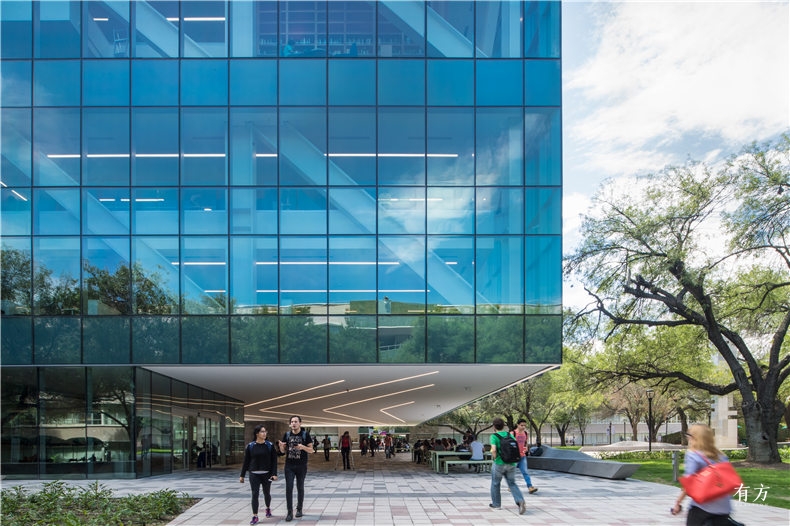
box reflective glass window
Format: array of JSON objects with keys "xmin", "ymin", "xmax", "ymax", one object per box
[
  {"xmin": 89, "ymin": 368, "xmax": 134, "ymax": 474},
  {"xmin": 526, "ymin": 187, "xmax": 561, "ymax": 235},
  {"xmin": 476, "ymin": 316, "xmax": 524, "ymax": 363},
  {"xmin": 33, "ymin": 237, "xmax": 80, "ymax": 315},
  {"xmin": 231, "ymin": 316, "xmax": 278, "ymax": 363},
  {"xmin": 1, "ymin": 238, "xmax": 32, "ymax": 315},
  {"xmin": 476, "ymin": 187, "xmax": 524, "ymax": 235},
  {"xmin": 427, "ymin": 108, "xmax": 474, "ymax": 185},
  {"xmin": 230, "ymin": 188, "xmax": 277, "ymax": 234},
  {"xmin": 525, "ymin": 107, "xmax": 561, "ymax": 185},
  {"xmin": 132, "ymin": 188, "xmax": 179, "ymax": 234},
  {"xmin": 279, "ymin": 108, "xmax": 326, "ymax": 185},
  {"xmin": 84, "ymin": 318, "xmax": 130, "ymax": 363},
  {"xmin": 427, "ymin": 236, "xmax": 474, "ymax": 310},
  {"xmin": 230, "ymin": 108, "xmax": 277, "ymax": 186},
  {"xmin": 280, "ymin": 188, "xmax": 326, "ymax": 235},
  {"xmin": 328, "ymin": 59, "xmax": 375, "ymax": 105},
  {"xmin": 476, "ymin": 108, "xmax": 523, "ymax": 185},
  {"xmin": 525, "ymin": 59, "xmax": 560, "ymax": 106},
  {"xmin": 379, "ymin": 60, "xmax": 424, "ymax": 105},
  {"xmin": 1, "ymin": 109, "xmax": 32, "ymax": 187},
  {"xmin": 427, "ymin": 59, "xmax": 473, "ymax": 106},
  {"xmin": 477, "ymin": 60, "xmax": 522, "ymax": 106},
  {"xmin": 182, "ymin": 1, "xmax": 227, "ymax": 58},
  {"xmin": 33, "ymin": 188, "xmax": 79, "ymax": 234},
  {"xmin": 33, "ymin": 60, "xmax": 79, "ymax": 106},
  {"xmin": 83, "ymin": 60, "xmax": 130, "ymax": 106},
  {"xmin": 2, "ymin": 317, "xmax": 31, "ymax": 364},
  {"xmin": 132, "ymin": 0, "xmax": 179, "ymax": 58},
  {"xmin": 279, "ymin": 1, "xmax": 326, "ymax": 58},
  {"xmin": 230, "ymin": 60, "xmax": 276, "ymax": 105},
  {"xmin": 1, "ymin": 188, "xmax": 31, "ymax": 236},
  {"xmin": 378, "ymin": 236, "xmax": 426, "ymax": 308},
  {"xmin": 181, "ymin": 108, "xmax": 228, "ymax": 185},
  {"xmin": 182, "ymin": 316, "xmax": 229, "ymax": 362},
  {"xmin": 181, "ymin": 187, "xmax": 227, "ymax": 234},
  {"xmin": 230, "ymin": 236, "xmax": 277, "ymax": 314},
  {"xmin": 0, "ymin": 367, "xmax": 37, "ymax": 473},
  {"xmin": 427, "ymin": 316, "xmax": 473, "ymax": 362},
  {"xmin": 476, "ymin": 236, "xmax": 524, "ymax": 313},
  {"xmin": 379, "ymin": 315, "xmax": 424, "ymax": 362},
  {"xmin": 378, "ymin": 108, "xmax": 425, "ymax": 185},
  {"xmin": 427, "ymin": 187, "xmax": 473, "ymax": 234},
  {"xmin": 35, "ymin": 317, "xmax": 80, "ymax": 364},
  {"xmin": 82, "ymin": 1, "xmax": 129, "ymax": 58},
  {"xmin": 329, "ymin": 187, "xmax": 376, "ymax": 235},
  {"xmin": 39, "ymin": 368, "xmax": 84, "ymax": 476},
  {"xmin": 329, "ymin": 236, "xmax": 376, "ymax": 310},
  {"xmin": 83, "ymin": 236, "xmax": 131, "ymax": 315},
  {"xmin": 525, "ymin": 1, "xmax": 560, "ymax": 58},
  {"xmin": 427, "ymin": 1, "xmax": 474, "ymax": 58},
  {"xmin": 131, "ymin": 60, "xmax": 178, "ymax": 106},
  {"xmin": 182, "ymin": 60, "xmax": 228, "ymax": 105},
  {"xmin": 525, "ymin": 235, "xmax": 561, "ymax": 313},
  {"xmin": 132, "ymin": 237, "xmax": 179, "ymax": 315},
  {"xmin": 83, "ymin": 187, "xmax": 130, "ymax": 235},
  {"xmin": 33, "ymin": 108, "xmax": 80, "ymax": 186},
  {"xmin": 475, "ymin": 0, "xmax": 521, "ymax": 58},
  {"xmin": 525, "ymin": 314, "xmax": 561, "ymax": 362},
  {"xmin": 83, "ymin": 108, "xmax": 130, "ymax": 186},
  {"xmin": 279, "ymin": 60, "xmax": 326, "ymax": 105},
  {"xmin": 279, "ymin": 236, "xmax": 327, "ymax": 315},
  {"xmin": 1, "ymin": 61, "xmax": 32, "ymax": 106},
  {"xmin": 181, "ymin": 237, "xmax": 228, "ymax": 315},
  {"xmin": 378, "ymin": 1, "xmax": 424, "ymax": 57},
  {"xmin": 328, "ymin": 107, "xmax": 375, "ymax": 185},
  {"xmin": 378, "ymin": 187, "xmax": 425, "ymax": 235},
  {"xmin": 329, "ymin": 315, "xmax": 376, "ymax": 363},
  {"xmin": 328, "ymin": 1, "xmax": 375, "ymax": 57},
  {"xmin": 132, "ymin": 108, "xmax": 179, "ymax": 185},
  {"xmin": 34, "ymin": 0, "xmax": 81, "ymax": 58},
  {"xmin": 230, "ymin": 1, "xmax": 270, "ymax": 58},
  {"xmin": 280, "ymin": 316, "xmax": 327, "ymax": 363},
  {"xmin": 132, "ymin": 317, "xmax": 179, "ymax": 363},
  {"xmin": 1, "ymin": 0, "xmax": 32, "ymax": 58}
]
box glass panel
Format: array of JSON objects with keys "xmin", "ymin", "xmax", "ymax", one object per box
[
  {"xmin": 329, "ymin": 236, "xmax": 376, "ymax": 311},
  {"xmin": 427, "ymin": 316, "xmax": 473, "ymax": 362},
  {"xmin": 525, "ymin": 315, "xmax": 561, "ymax": 362},
  {"xmin": 1, "ymin": 367, "xmax": 37, "ymax": 477},
  {"xmin": 475, "ymin": 0, "xmax": 521, "ymax": 58},
  {"xmin": 132, "ymin": 237, "xmax": 179, "ymax": 314},
  {"xmin": 525, "ymin": 108, "xmax": 561, "ymax": 186},
  {"xmin": 150, "ymin": 373, "xmax": 172, "ymax": 475},
  {"xmin": 132, "ymin": 0, "xmax": 179, "ymax": 58},
  {"xmin": 182, "ymin": 316, "xmax": 229, "ymax": 363},
  {"xmin": 233, "ymin": 0, "xmax": 276, "ymax": 57},
  {"xmin": 329, "ymin": 187, "xmax": 376, "ymax": 234},
  {"xmin": 132, "ymin": 316, "xmax": 179, "ymax": 363},
  {"xmin": 477, "ymin": 60, "xmax": 522, "ymax": 106},
  {"xmin": 475, "ymin": 236, "xmax": 523, "ymax": 313},
  {"xmin": 136, "ymin": 369, "xmax": 151, "ymax": 477},
  {"xmin": 279, "ymin": 108, "xmax": 326, "ymax": 186},
  {"xmin": 426, "ymin": 236, "xmax": 474, "ymax": 311},
  {"xmin": 181, "ymin": 108, "xmax": 228, "ymax": 185},
  {"xmin": 524, "ymin": 1, "xmax": 560, "ymax": 59},
  {"xmin": 1, "ymin": 60, "xmax": 32, "ymax": 106},
  {"xmin": 39, "ymin": 367, "xmax": 84, "ymax": 477},
  {"xmin": 328, "ymin": 60, "xmax": 375, "ymax": 105},
  {"xmin": 83, "ymin": 60, "xmax": 129, "ymax": 106},
  {"xmin": 33, "ymin": 237, "xmax": 80, "ymax": 315},
  {"xmin": 1, "ymin": 188, "xmax": 32, "ymax": 235},
  {"xmin": 181, "ymin": 60, "xmax": 228, "ymax": 105},
  {"xmin": 83, "ymin": 108, "xmax": 130, "ymax": 186},
  {"xmin": 427, "ymin": 187, "xmax": 473, "ymax": 234},
  {"xmin": 1, "ymin": 239, "xmax": 32, "ymax": 315},
  {"xmin": 328, "ymin": 107, "xmax": 375, "ymax": 185},
  {"xmin": 525, "ymin": 235, "xmax": 561, "ymax": 314},
  {"xmin": 88, "ymin": 367, "xmax": 134, "ymax": 476},
  {"xmin": 328, "ymin": 1, "xmax": 375, "ymax": 57},
  {"xmin": 330, "ymin": 316, "xmax": 376, "ymax": 363},
  {"xmin": 83, "ymin": 187, "xmax": 130, "ymax": 235},
  {"xmin": 231, "ymin": 316, "xmax": 278, "ymax": 363},
  {"xmin": 379, "ymin": 60, "xmax": 424, "ymax": 105},
  {"xmin": 83, "ymin": 1, "xmax": 129, "ymax": 58},
  {"xmin": 476, "ymin": 315, "xmax": 523, "ymax": 363},
  {"xmin": 525, "ymin": 59, "xmax": 560, "ymax": 106},
  {"xmin": 132, "ymin": 188, "xmax": 179, "ymax": 234},
  {"xmin": 35, "ymin": 0, "xmax": 81, "ymax": 58},
  {"xmin": 1, "ymin": 316, "xmax": 32, "ymax": 364},
  {"xmin": 378, "ymin": 236, "xmax": 425, "ymax": 308},
  {"xmin": 33, "ymin": 108, "xmax": 80, "ymax": 186},
  {"xmin": 33, "ymin": 188, "xmax": 80, "ymax": 234},
  {"xmin": 230, "ymin": 60, "xmax": 277, "ymax": 105},
  {"xmin": 427, "ymin": 59, "xmax": 473, "ymax": 106},
  {"xmin": 132, "ymin": 108, "xmax": 179, "ymax": 185},
  {"xmin": 230, "ymin": 108, "xmax": 277, "ymax": 186},
  {"xmin": 34, "ymin": 60, "xmax": 80, "ymax": 106},
  {"xmin": 1, "ymin": 0, "xmax": 32, "ymax": 58},
  {"xmin": 279, "ymin": 1, "xmax": 326, "ymax": 57},
  {"xmin": 379, "ymin": 315, "xmax": 424, "ymax": 362},
  {"xmin": 378, "ymin": 187, "xmax": 425, "ymax": 235},
  {"xmin": 83, "ymin": 236, "xmax": 131, "ymax": 315},
  {"xmin": 182, "ymin": 0, "xmax": 227, "ymax": 58},
  {"xmin": 476, "ymin": 108, "xmax": 523, "ymax": 186},
  {"xmin": 181, "ymin": 237, "xmax": 228, "ymax": 315},
  {"xmin": 230, "ymin": 236, "xmax": 278, "ymax": 314},
  {"xmin": 378, "ymin": 1, "xmax": 424, "ymax": 57},
  {"xmin": 427, "ymin": 108, "xmax": 473, "ymax": 185},
  {"xmin": 280, "ymin": 316, "xmax": 327, "ymax": 363},
  {"xmin": 1, "ymin": 109, "xmax": 32, "ymax": 187},
  {"xmin": 181, "ymin": 187, "xmax": 227, "ymax": 234},
  {"xmin": 427, "ymin": 1, "xmax": 474, "ymax": 58},
  {"xmin": 84, "ymin": 317, "xmax": 130, "ymax": 363},
  {"xmin": 279, "ymin": 59, "xmax": 326, "ymax": 105},
  {"xmin": 279, "ymin": 236, "xmax": 327, "ymax": 314},
  {"xmin": 378, "ymin": 108, "xmax": 425, "ymax": 186},
  {"xmin": 476, "ymin": 187, "xmax": 524, "ymax": 234},
  {"xmin": 280, "ymin": 188, "xmax": 326, "ymax": 235},
  {"xmin": 131, "ymin": 60, "xmax": 179, "ymax": 105},
  {"xmin": 230, "ymin": 188, "xmax": 277, "ymax": 234},
  {"xmin": 526, "ymin": 187, "xmax": 560, "ymax": 235}
]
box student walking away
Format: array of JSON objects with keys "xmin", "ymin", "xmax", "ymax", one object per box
[
  {"xmin": 322, "ymin": 435, "xmax": 332, "ymax": 461},
  {"xmin": 278, "ymin": 415, "xmax": 315, "ymax": 522},
  {"xmin": 513, "ymin": 418, "xmax": 538, "ymax": 494},
  {"xmin": 240, "ymin": 425, "xmax": 278, "ymax": 524},
  {"xmin": 489, "ymin": 417, "xmax": 527, "ymax": 515},
  {"xmin": 340, "ymin": 431, "xmax": 352, "ymax": 470}
]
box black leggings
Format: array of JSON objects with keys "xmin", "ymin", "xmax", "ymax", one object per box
[
  {"xmin": 248, "ymin": 472, "xmax": 272, "ymax": 514},
  {"xmin": 686, "ymin": 505, "xmax": 732, "ymax": 526}
]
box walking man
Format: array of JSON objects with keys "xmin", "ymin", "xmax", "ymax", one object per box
[
  {"xmin": 513, "ymin": 418, "xmax": 538, "ymax": 494},
  {"xmin": 489, "ymin": 417, "xmax": 527, "ymax": 515},
  {"xmin": 278, "ymin": 415, "xmax": 315, "ymax": 521}
]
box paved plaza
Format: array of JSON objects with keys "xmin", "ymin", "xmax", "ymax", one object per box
[{"xmin": 3, "ymin": 452, "xmax": 786, "ymax": 525}]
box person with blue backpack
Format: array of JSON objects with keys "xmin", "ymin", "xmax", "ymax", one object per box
[
  {"xmin": 278, "ymin": 415, "xmax": 315, "ymax": 522},
  {"xmin": 489, "ymin": 417, "xmax": 527, "ymax": 515},
  {"xmin": 239, "ymin": 425, "xmax": 278, "ymax": 525}
]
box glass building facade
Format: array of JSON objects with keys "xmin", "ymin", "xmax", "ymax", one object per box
[{"xmin": 1, "ymin": 0, "xmax": 561, "ymax": 478}]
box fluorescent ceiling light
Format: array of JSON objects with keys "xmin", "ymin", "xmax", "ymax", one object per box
[
  {"xmin": 183, "ymin": 153, "xmax": 225, "ymax": 158},
  {"xmin": 325, "ymin": 153, "xmax": 459, "ymax": 158},
  {"xmin": 93, "ymin": 17, "xmax": 109, "ymax": 22},
  {"xmin": 136, "ymin": 153, "xmax": 179, "ymax": 158},
  {"xmin": 134, "ymin": 198, "xmax": 166, "ymax": 202},
  {"xmin": 47, "ymin": 154, "xmax": 80, "ymax": 159},
  {"xmin": 204, "ymin": 289, "xmax": 226, "ymax": 293},
  {"xmin": 255, "ymin": 261, "xmax": 399, "ymax": 265},
  {"xmin": 86, "ymin": 154, "xmax": 130, "ymax": 158},
  {"xmin": 166, "ymin": 17, "xmax": 179, "ymax": 22},
  {"xmin": 255, "ymin": 153, "xmax": 278, "ymax": 158},
  {"xmin": 175, "ymin": 262, "xmax": 226, "ymax": 266},
  {"xmin": 11, "ymin": 190, "xmax": 28, "ymax": 201},
  {"xmin": 183, "ymin": 17, "xmax": 226, "ymax": 22}
]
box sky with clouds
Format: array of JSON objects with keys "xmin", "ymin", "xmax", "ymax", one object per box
[{"xmin": 560, "ymin": 0, "xmax": 789, "ymax": 307}]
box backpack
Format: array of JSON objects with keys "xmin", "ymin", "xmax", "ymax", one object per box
[{"xmin": 496, "ymin": 431, "xmax": 521, "ymax": 463}]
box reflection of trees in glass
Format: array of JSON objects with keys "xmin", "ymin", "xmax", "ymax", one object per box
[
  {"xmin": 381, "ymin": 317, "xmax": 425, "ymax": 363},
  {"xmin": 330, "ymin": 317, "xmax": 376, "ymax": 363},
  {"xmin": 2, "ymin": 247, "xmax": 80, "ymax": 315},
  {"xmin": 90, "ymin": 367, "xmax": 135, "ymax": 460},
  {"xmin": 34, "ymin": 318, "xmax": 81, "ymax": 364},
  {"xmin": 231, "ymin": 316, "xmax": 278, "ymax": 363},
  {"xmin": 280, "ymin": 316, "xmax": 326, "ymax": 363},
  {"xmin": 182, "ymin": 317, "xmax": 229, "ymax": 363},
  {"xmin": 1, "ymin": 247, "xmax": 33, "ymax": 313},
  {"xmin": 476, "ymin": 316, "xmax": 523, "ymax": 362},
  {"xmin": 84, "ymin": 262, "xmax": 176, "ymax": 315},
  {"xmin": 427, "ymin": 316, "xmax": 473, "ymax": 362},
  {"xmin": 525, "ymin": 315, "xmax": 561, "ymax": 363}
]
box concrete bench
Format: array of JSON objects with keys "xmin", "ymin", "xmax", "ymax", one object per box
[
  {"xmin": 443, "ymin": 459, "xmax": 492, "ymax": 474},
  {"xmin": 526, "ymin": 446, "xmax": 640, "ymax": 480}
]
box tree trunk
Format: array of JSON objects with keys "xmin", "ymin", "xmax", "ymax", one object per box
[{"xmin": 742, "ymin": 399, "xmax": 782, "ymax": 463}]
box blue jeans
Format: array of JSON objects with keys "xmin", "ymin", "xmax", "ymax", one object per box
[
  {"xmin": 517, "ymin": 455, "xmax": 533, "ymax": 487},
  {"xmin": 490, "ymin": 462, "xmax": 524, "ymax": 508}
]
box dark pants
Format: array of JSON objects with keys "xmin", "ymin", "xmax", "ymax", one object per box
[
  {"xmin": 284, "ymin": 462, "xmax": 307, "ymax": 513},
  {"xmin": 248, "ymin": 473, "xmax": 272, "ymax": 515},
  {"xmin": 687, "ymin": 505, "xmax": 733, "ymax": 526},
  {"xmin": 324, "ymin": 448, "xmax": 330, "ymax": 461},
  {"xmin": 341, "ymin": 447, "xmax": 351, "ymax": 469}
]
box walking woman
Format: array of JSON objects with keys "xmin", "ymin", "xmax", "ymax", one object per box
[
  {"xmin": 340, "ymin": 431, "xmax": 352, "ymax": 470},
  {"xmin": 240, "ymin": 425, "xmax": 278, "ymax": 525}
]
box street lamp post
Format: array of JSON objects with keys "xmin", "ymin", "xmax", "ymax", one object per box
[{"xmin": 646, "ymin": 388, "xmax": 655, "ymax": 453}]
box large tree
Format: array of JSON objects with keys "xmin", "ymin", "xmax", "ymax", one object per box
[{"xmin": 565, "ymin": 136, "xmax": 790, "ymax": 463}]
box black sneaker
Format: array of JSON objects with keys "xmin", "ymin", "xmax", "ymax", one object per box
[
  {"xmin": 285, "ymin": 512, "xmax": 293, "ymax": 522},
  {"xmin": 295, "ymin": 509, "xmax": 303, "ymax": 518},
  {"xmin": 489, "ymin": 503, "xmax": 501, "ymax": 509}
]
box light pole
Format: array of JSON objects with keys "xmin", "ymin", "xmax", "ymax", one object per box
[{"xmin": 646, "ymin": 388, "xmax": 655, "ymax": 453}]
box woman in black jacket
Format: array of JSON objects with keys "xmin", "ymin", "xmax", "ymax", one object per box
[{"xmin": 240, "ymin": 425, "xmax": 279, "ymax": 524}]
